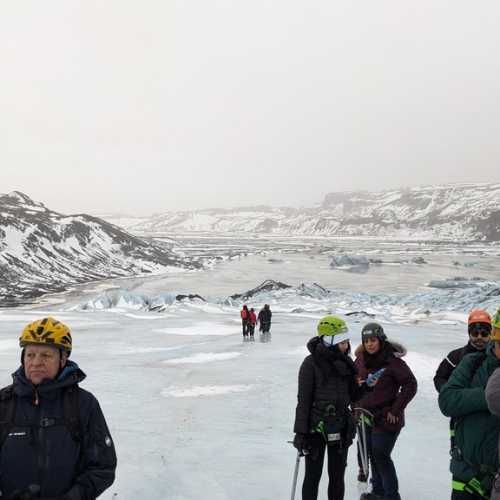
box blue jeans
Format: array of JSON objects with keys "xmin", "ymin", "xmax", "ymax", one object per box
[{"xmin": 367, "ymin": 429, "xmax": 401, "ymax": 500}]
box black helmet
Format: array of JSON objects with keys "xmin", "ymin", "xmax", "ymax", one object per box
[{"xmin": 361, "ymin": 322, "xmax": 387, "ymax": 342}]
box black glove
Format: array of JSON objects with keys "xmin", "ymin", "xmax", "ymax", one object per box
[
  {"xmin": 9, "ymin": 485, "xmax": 40, "ymax": 500},
  {"xmin": 293, "ymin": 433, "xmax": 311, "ymax": 454}
]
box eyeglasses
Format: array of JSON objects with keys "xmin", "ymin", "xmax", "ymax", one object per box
[{"xmin": 469, "ymin": 326, "xmax": 491, "ymax": 338}]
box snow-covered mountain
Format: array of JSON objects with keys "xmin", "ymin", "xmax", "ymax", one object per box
[
  {"xmin": 103, "ymin": 183, "xmax": 500, "ymax": 241},
  {"xmin": 0, "ymin": 191, "xmax": 199, "ymax": 304}
]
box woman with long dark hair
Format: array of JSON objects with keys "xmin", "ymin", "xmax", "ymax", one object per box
[{"xmin": 355, "ymin": 322, "xmax": 417, "ymax": 500}]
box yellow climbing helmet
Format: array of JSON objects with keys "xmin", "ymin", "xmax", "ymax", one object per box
[
  {"xmin": 317, "ymin": 315, "xmax": 348, "ymax": 336},
  {"xmin": 491, "ymin": 308, "xmax": 500, "ymax": 342},
  {"xmin": 19, "ymin": 317, "xmax": 72, "ymax": 354}
]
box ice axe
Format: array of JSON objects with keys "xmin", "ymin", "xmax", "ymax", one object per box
[
  {"xmin": 354, "ymin": 407, "xmax": 374, "ymax": 483},
  {"xmin": 288, "ymin": 440, "xmax": 307, "ymax": 500}
]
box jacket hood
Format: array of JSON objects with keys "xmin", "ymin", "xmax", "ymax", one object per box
[
  {"xmin": 307, "ymin": 336, "xmax": 321, "ymax": 354},
  {"xmin": 354, "ymin": 339, "xmax": 407, "ymax": 359},
  {"xmin": 306, "ymin": 336, "xmax": 356, "ymax": 378},
  {"xmin": 307, "ymin": 336, "xmax": 351, "ymax": 356},
  {"xmin": 12, "ymin": 360, "xmax": 86, "ymax": 397}
]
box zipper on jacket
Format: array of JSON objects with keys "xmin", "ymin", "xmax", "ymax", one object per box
[
  {"xmin": 32, "ymin": 388, "xmax": 39, "ymax": 406},
  {"xmin": 31, "ymin": 387, "xmax": 44, "ymax": 489}
]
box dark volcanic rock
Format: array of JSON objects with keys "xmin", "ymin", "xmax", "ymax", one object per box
[{"xmin": 230, "ymin": 279, "xmax": 292, "ymax": 300}]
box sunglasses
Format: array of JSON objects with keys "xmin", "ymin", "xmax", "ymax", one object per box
[{"xmin": 469, "ymin": 326, "xmax": 491, "ymax": 338}]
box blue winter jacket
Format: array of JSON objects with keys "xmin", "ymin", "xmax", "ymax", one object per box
[{"xmin": 0, "ymin": 361, "xmax": 117, "ymax": 499}]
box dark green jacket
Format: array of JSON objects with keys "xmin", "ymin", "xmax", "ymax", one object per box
[{"xmin": 439, "ymin": 345, "xmax": 500, "ymax": 481}]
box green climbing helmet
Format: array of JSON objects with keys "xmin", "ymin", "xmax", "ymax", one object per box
[
  {"xmin": 317, "ymin": 315, "xmax": 348, "ymax": 337},
  {"xmin": 317, "ymin": 316, "xmax": 350, "ymax": 347}
]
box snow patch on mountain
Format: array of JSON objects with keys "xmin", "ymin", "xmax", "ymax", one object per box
[
  {"xmin": 0, "ymin": 192, "xmax": 199, "ymax": 305},
  {"xmin": 103, "ymin": 183, "xmax": 500, "ymax": 241}
]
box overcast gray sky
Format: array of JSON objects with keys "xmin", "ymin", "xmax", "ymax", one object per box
[{"xmin": 2, "ymin": 1, "xmax": 500, "ymax": 215}]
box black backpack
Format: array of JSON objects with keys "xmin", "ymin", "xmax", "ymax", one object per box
[{"xmin": 0, "ymin": 384, "xmax": 82, "ymax": 448}]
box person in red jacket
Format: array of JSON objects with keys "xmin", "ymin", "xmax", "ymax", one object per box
[
  {"xmin": 248, "ymin": 308, "xmax": 257, "ymax": 339},
  {"xmin": 354, "ymin": 323, "xmax": 417, "ymax": 500},
  {"xmin": 240, "ymin": 305, "xmax": 250, "ymax": 339}
]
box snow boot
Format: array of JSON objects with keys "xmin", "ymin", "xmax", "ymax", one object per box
[{"xmin": 359, "ymin": 494, "xmax": 383, "ymax": 500}]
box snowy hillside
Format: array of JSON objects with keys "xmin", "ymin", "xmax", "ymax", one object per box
[
  {"xmin": 0, "ymin": 191, "xmax": 199, "ymax": 305},
  {"xmin": 102, "ymin": 183, "xmax": 500, "ymax": 241}
]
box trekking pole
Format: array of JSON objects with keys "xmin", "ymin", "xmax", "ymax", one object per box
[
  {"xmin": 287, "ymin": 440, "xmax": 303, "ymax": 500},
  {"xmin": 354, "ymin": 408, "xmax": 373, "ymax": 480},
  {"xmin": 290, "ymin": 450, "xmax": 301, "ymax": 500},
  {"xmin": 357, "ymin": 416, "xmax": 368, "ymax": 478}
]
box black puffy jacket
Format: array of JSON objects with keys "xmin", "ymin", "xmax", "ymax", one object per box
[
  {"xmin": 0, "ymin": 361, "xmax": 116, "ymax": 500},
  {"xmin": 294, "ymin": 337, "xmax": 364, "ymax": 440},
  {"xmin": 433, "ymin": 342, "xmax": 482, "ymax": 392}
]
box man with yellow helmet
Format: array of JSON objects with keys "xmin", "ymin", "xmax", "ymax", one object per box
[
  {"xmin": 0, "ymin": 317, "xmax": 116, "ymax": 500},
  {"xmin": 439, "ymin": 307, "xmax": 500, "ymax": 499},
  {"xmin": 491, "ymin": 308, "xmax": 500, "ymax": 342},
  {"xmin": 486, "ymin": 308, "xmax": 500, "ymax": 500}
]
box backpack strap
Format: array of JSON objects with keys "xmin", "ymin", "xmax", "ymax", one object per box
[
  {"xmin": 469, "ymin": 352, "xmax": 488, "ymax": 383},
  {"xmin": 0, "ymin": 385, "xmax": 16, "ymax": 448},
  {"xmin": 63, "ymin": 385, "xmax": 82, "ymax": 443}
]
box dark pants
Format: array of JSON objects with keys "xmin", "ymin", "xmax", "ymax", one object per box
[
  {"xmin": 302, "ymin": 434, "xmax": 348, "ymax": 500},
  {"xmin": 248, "ymin": 323, "xmax": 255, "ymax": 336},
  {"xmin": 242, "ymin": 319, "xmax": 249, "ymax": 337},
  {"xmin": 367, "ymin": 429, "xmax": 401, "ymax": 500},
  {"xmin": 260, "ymin": 321, "xmax": 271, "ymax": 333}
]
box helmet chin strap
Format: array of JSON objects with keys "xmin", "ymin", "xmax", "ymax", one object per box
[{"xmin": 322, "ymin": 336, "xmax": 335, "ymax": 347}]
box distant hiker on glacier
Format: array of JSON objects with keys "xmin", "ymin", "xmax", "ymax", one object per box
[
  {"xmin": 354, "ymin": 322, "xmax": 417, "ymax": 500},
  {"xmin": 258, "ymin": 304, "xmax": 272, "ymax": 334},
  {"xmin": 0, "ymin": 317, "xmax": 116, "ymax": 500},
  {"xmin": 241, "ymin": 304, "xmax": 250, "ymax": 339},
  {"xmin": 434, "ymin": 309, "xmax": 492, "ymax": 450},
  {"xmin": 293, "ymin": 316, "xmax": 372, "ymax": 500},
  {"xmin": 248, "ymin": 308, "xmax": 257, "ymax": 339},
  {"xmin": 439, "ymin": 307, "xmax": 500, "ymax": 500}
]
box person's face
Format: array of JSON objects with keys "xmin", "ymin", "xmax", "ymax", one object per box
[
  {"xmin": 24, "ymin": 345, "xmax": 67, "ymax": 385},
  {"xmin": 363, "ymin": 336, "xmax": 381, "ymax": 354},
  {"xmin": 337, "ymin": 340, "xmax": 350, "ymax": 353},
  {"xmin": 469, "ymin": 323, "xmax": 491, "ymax": 350}
]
